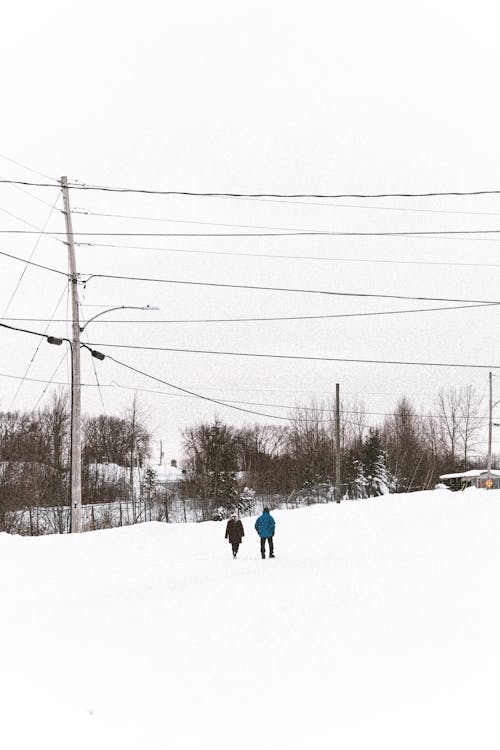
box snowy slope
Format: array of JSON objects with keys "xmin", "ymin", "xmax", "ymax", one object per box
[{"xmin": 2, "ymin": 489, "xmax": 500, "ymax": 749}]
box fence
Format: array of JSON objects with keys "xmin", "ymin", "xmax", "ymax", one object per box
[{"xmin": 3, "ymin": 482, "xmax": 345, "ymax": 536}]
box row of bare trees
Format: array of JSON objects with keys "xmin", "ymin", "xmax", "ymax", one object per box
[
  {"xmin": 182, "ymin": 385, "xmax": 489, "ymax": 510},
  {"xmin": 0, "ymin": 392, "xmax": 151, "ymax": 530},
  {"xmin": 0, "ymin": 384, "xmax": 491, "ymax": 531}
]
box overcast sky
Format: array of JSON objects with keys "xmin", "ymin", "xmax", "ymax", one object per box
[{"xmin": 1, "ymin": 0, "xmax": 499, "ymax": 461}]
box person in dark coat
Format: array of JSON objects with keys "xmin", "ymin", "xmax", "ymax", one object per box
[
  {"xmin": 254, "ymin": 507, "xmax": 276, "ymax": 559},
  {"xmin": 225, "ymin": 513, "xmax": 244, "ymax": 558}
]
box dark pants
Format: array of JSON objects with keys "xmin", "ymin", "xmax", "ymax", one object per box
[
  {"xmin": 260, "ymin": 536, "xmax": 274, "ymax": 558},
  {"xmin": 231, "ymin": 542, "xmax": 240, "ymax": 556}
]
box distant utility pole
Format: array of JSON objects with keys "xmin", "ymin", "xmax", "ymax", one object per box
[
  {"xmin": 335, "ymin": 383, "xmax": 341, "ymax": 503},
  {"xmin": 61, "ymin": 176, "xmax": 82, "ymax": 532},
  {"xmin": 129, "ymin": 397, "xmax": 137, "ymax": 523},
  {"xmin": 487, "ymin": 371, "xmax": 493, "ymax": 487}
]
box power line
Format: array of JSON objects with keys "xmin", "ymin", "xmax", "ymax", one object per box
[
  {"xmin": 104, "ymin": 355, "xmax": 301, "ymax": 422},
  {"xmin": 86, "ymin": 341, "xmax": 500, "ymax": 370},
  {"xmin": 0, "ymin": 303, "xmax": 496, "ymax": 325},
  {"xmin": 224, "ymin": 195, "xmax": 500, "ymax": 218},
  {"xmin": 0, "ymin": 370, "xmax": 443, "ymax": 399},
  {"xmin": 73, "ymin": 209, "xmax": 318, "ymax": 234},
  {"xmin": 5, "ymin": 178, "xmax": 500, "ymax": 199},
  {"xmin": 32, "ymin": 349, "xmax": 69, "ymax": 411},
  {"xmin": 0, "ymin": 206, "xmax": 65, "ymax": 245},
  {"xmin": 79, "ymin": 205, "xmax": 500, "ymax": 238},
  {"xmin": 0, "ymin": 368, "xmax": 496, "ymax": 423},
  {"xmin": 80, "ymin": 289, "xmax": 107, "ymax": 415},
  {"xmin": 7, "ymin": 285, "xmax": 69, "ymax": 409},
  {"xmin": 84, "ymin": 273, "xmax": 500, "ymax": 305},
  {"xmin": 0, "ymin": 154, "xmax": 57, "ymax": 182},
  {"xmin": 0, "ymin": 322, "xmax": 297, "ymax": 422},
  {"xmin": 8, "ymin": 228, "xmax": 500, "ymax": 238},
  {"xmin": 0, "ymin": 319, "xmax": 65, "ymax": 341},
  {"xmin": 73, "ymin": 203, "xmax": 500, "ymax": 222},
  {"xmin": 78, "ymin": 240, "xmax": 500, "ymax": 267},
  {"xmin": 72, "ymin": 186, "xmax": 500, "ymax": 199},
  {"xmin": 0, "ymin": 170, "xmax": 56, "ymax": 210},
  {"xmin": 85, "ymin": 328, "xmax": 107, "ymax": 414},
  {"xmin": 1, "ymin": 195, "xmax": 61, "ymax": 320},
  {"xmin": 0, "ymin": 248, "xmax": 69, "ymax": 277}
]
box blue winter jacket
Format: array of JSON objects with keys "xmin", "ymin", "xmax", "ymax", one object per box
[{"xmin": 254, "ymin": 510, "xmax": 275, "ymax": 538}]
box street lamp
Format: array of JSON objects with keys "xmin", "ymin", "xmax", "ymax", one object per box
[
  {"xmin": 80, "ymin": 305, "xmax": 159, "ymax": 333},
  {"xmin": 47, "ymin": 304, "xmax": 159, "ymax": 532}
]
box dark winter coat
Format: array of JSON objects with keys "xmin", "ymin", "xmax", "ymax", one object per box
[
  {"xmin": 225, "ymin": 518, "xmax": 244, "ymax": 544},
  {"xmin": 254, "ymin": 510, "xmax": 275, "ymax": 538}
]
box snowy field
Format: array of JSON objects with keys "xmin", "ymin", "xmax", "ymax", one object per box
[{"xmin": 2, "ymin": 488, "xmax": 500, "ymax": 749}]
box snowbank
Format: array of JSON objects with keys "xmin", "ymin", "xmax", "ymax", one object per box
[{"xmin": 2, "ymin": 489, "xmax": 500, "ymax": 749}]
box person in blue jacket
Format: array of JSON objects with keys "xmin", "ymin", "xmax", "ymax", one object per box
[{"xmin": 254, "ymin": 507, "xmax": 276, "ymax": 559}]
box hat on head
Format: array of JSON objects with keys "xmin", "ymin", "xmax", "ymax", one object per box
[{"xmin": 263, "ymin": 507, "xmax": 270, "ymax": 513}]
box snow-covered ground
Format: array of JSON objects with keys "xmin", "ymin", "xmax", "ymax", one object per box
[{"xmin": 2, "ymin": 488, "xmax": 500, "ymax": 749}]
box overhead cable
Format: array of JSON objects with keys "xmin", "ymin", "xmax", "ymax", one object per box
[
  {"xmin": 0, "ymin": 248, "xmax": 69, "ymax": 276},
  {"xmin": 80, "ymin": 240, "xmax": 500, "ymax": 266},
  {"xmin": 86, "ymin": 341, "xmax": 500, "ymax": 371},
  {"xmin": 225, "ymin": 195, "xmax": 500, "ymax": 218},
  {"xmin": 7, "ymin": 228, "xmax": 500, "ymax": 238},
  {"xmin": 0, "ymin": 206, "xmax": 66, "ymax": 245},
  {"xmin": 0, "ymin": 369, "xmax": 495, "ymax": 424},
  {"xmin": 105, "ymin": 355, "xmax": 306, "ymax": 422},
  {"xmin": 1, "ymin": 303, "xmax": 496, "ymax": 325},
  {"xmin": 84, "ymin": 273, "xmax": 500, "ymax": 305},
  {"xmin": 73, "ymin": 209, "xmax": 316, "ymax": 234},
  {"xmin": 1, "ymin": 195, "xmax": 61, "ymax": 319},
  {"xmin": 7, "ymin": 284, "xmax": 69, "ymax": 409},
  {"xmin": 0, "ymin": 154, "xmax": 57, "ymax": 182},
  {"xmin": 32, "ymin": 350, "xmax": 69, "ymax": 411},
  {"xmin": 4, "ymin": 178, "xmax": 500, "ymax": 199},
  {"xmin": 73, "ymin": 203, "xmax": 500, "ymax": 220},
  {"xmin": 0, "ymin": 170, "xmax": 56, "ymax": 209}
]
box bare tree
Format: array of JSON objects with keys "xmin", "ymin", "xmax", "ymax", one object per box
[
  {"xmin": 458, "ymin": 385, "xmax": 484, "ymax": 469},
  {"xmin": 435, "ymin": 386, "xmax": 484, "ymax": 469},
  {"xmin": 436, "ymin": 388, "xmax": 462, "ymax": 468}
]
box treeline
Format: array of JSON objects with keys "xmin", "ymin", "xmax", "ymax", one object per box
[
  {"xmin": 181, "ymin": 385, "xmax": 489, "ymax": 518},
  {"xmin": 0, "ymin": 393, "xmax": 150, "ymax": 529},
  {"xmin": 0, "ymin": 385, "xmax": 492, "ymax": 531}
]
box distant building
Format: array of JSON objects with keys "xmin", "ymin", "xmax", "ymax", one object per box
[
  {"xmin": 439, "ymin": 469, "xmax": 500, "ymax": 491},
  {"xmin": 89, "ymin": 458, "xmax": 185, "ymax": 495},
  {"xmin": 154, "ymin": 459, "xmax": 186, "ymax": 486}
]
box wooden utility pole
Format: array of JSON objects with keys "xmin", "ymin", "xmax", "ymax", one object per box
[
  {"xmin": 130, "ymin": 433, "xmax": 136, "ymax": 523},
  {"xmin": 487, "ymin": 371, "xmax": 493, "ymax": 487},
  {"xmin": 335, "ymin": 383, "xmax": 341, "ymax": 503},
  {"xmin": 129, "ymin": 396, "xmax": 137, "ymax": 523},
  {"xmin": 61, "ymin": 176, "xmax": 82, "ymax": 532}
]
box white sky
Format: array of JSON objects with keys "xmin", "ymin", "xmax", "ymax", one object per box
[{"xmin": 1, "ymin": 0, "xmax": 499, "ymax": 461}]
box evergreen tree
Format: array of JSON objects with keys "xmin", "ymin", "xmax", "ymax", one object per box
[
  {"xmin": 141, "ymin": 466, "xmax": 157, "ymax": 502},
  {"xmin": 183, "ymin": 418, "xmax": 240, "ymax": 519},
  {"xmin": 343, "ymin": 448, "xmax": 367, "ymax": 499},
  {"xmin": 362, "ymin": 428, "xmax": 394, "ymax": 496}
]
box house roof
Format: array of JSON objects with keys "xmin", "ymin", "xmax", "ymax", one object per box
[
  {"xmin": 439, "ymin": 469, "xmax": 500, "ymax": 480},
  {"xmin": 154, "ymin": 464, "xmax": 185, "ymax": 482}
]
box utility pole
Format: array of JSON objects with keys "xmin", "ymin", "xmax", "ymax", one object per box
[
  {"xmin": 61, "ymin": 176, "xmax": 82, "ymax": 532},
  {"xmin": 130, "ymin": 432, "xmax": 136, "ymax": 523},
  {"xmin": 129, "ymin": 396, "xmax": 137, "ymax": 523},
  {"xmin": 487, "ymin": 371, "xmax": 493, "ymax": 487},
  {"xmin": 335, "ymin": 383, "xmax": 341, "ymax": 503}
]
